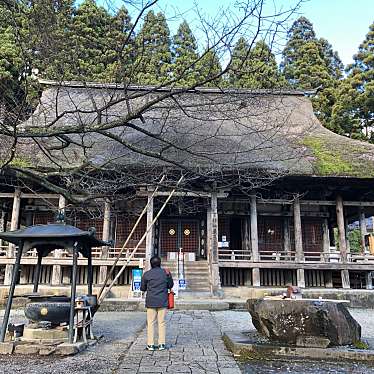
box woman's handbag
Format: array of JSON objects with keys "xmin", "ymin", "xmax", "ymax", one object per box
[{"xmin": 167, "ymin": 290, "xmax": 175, "ymax": 309}]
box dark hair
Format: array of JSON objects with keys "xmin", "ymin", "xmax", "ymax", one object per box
[{"xmin": 150, "ymin": 255, "xmax": 161, "ymax": 268}]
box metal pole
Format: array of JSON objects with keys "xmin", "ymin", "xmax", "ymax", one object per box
[
  {"xmin": 0, "ymin": 240, "xmax": 23, "ymax": 342},
  {"xmin": 98, "ymin": 175, "xmax": 166, "ymax": 298},
  {"xmin": 87, "ymin": 248, "xmax": 93, "ymax": 296},
  {"xmin": 68, "ymin": 243, "xmax": 78, "ymax": 343},
  {"xmin": 33, "ymin": 252, "xmax": 42, "ymax": 293}
]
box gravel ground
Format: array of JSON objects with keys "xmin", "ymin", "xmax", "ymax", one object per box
[
  {"xmin": 0, "ymin": 311, "xmax": 146, "ymax": 374},
  {"xmin": 212, "ymin": 309, "xmax": 374, "ymax": 374}
]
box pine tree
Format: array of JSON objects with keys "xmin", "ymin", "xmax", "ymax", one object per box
[
  {"xmin": 135, "ymin": 10, "xmax": 172, "ymax": 85},
  {"xmin": 171, "ymin": 20, "xmax": 200, "ymax": 87},
  {"xmin": 331, "ymin": 22, "xmax": 374, "ymax": 140},
  {"xmin": 229, "ymin": 38, "xmax": 286, "ymax": 88}
]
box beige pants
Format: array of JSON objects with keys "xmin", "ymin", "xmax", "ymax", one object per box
[{"xmin": 147, "ymin": 307, "xmax": 166, "ymax": 346}]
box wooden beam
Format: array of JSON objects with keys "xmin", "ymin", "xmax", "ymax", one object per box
[
  {"xmin": 283, "ymin": 217, "xmax": 291, "ymax": 257},
  {"xmin": 210, "ymin": 192, "xmax": 221, "ymax": 293},
  {"xmin": 99, "ymin": 200, "xmax": 111, "ymax": 284},
  {"xmin": 52, "ymin": 194, "xmax": 66, "ymax": 285},
  {"xmin": 250, "ymin": 195, "xmax": 259, "ymax": 263},
  {"xmin": 322, "ymin": 218, "xmax": 330, "ymax": 260},
  {"xmin": 257, "ymin": 198, "xmax": 374, "ymax": 207},
  {"xmin": 4, "ymin": 188, "xmax": 21, "ymax": 286},
  {"xmin": 145, "ymin": 195, "xmax": 154, "ymax": 270},
  {"xmin": 293, "ymin": 197, "xmax": 304, "ymax": 262},
  {"xmin": 336, "ymin": 195, "xmax": 348, "ymax": 263},
  {"xmin": 359, "ymin": 207, "xmax": 367, "ymax": 254},
  {"xmin": 137, "ymin": 191, "xmax": 228, "ymax": 198},
  {"xmin": 297, "ymin": 269, "xmax": 305, "ymax": 288},
  {"xmin": 217, "ymin": 261, "xmax": 374, "ymax": 271}
]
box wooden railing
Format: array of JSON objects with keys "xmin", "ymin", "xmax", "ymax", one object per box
[
  {"xmin": 0, "ymin": 245, "xmax": 146, "ymax": 261},
  {"xmin": 218, "ymin": 249, "xmax": 251, "ymax": 261},
  {"xmin": 218, "ymin": 247, "xmax": 374, "ymax": 263}
]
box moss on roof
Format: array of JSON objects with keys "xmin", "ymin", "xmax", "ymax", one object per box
[{"xmin": 302, "ymin": 135, "xmax": 374, "ymax": 178}]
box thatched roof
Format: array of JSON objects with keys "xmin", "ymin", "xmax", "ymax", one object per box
[{"xmin": 15, "ymin": 80, "xmax": 374, "ymax": 179}]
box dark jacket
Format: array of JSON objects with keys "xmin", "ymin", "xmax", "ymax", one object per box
[{"xmin": 140, "ymin": 267, "xmax": 174, "ymax": 308}]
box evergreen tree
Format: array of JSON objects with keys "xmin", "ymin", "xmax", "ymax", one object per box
[
  {"xmin": 0, "ymin": 2, "xmax": 28, "ymax": 120},
  {"xmin": 196, "ymin": 49, "xmax": 222, "ymax": 87},
  {"xmin": 331, "ymin": 22, "xmax": 374, "ymax": 140},
  {"xmin": 281, "ymin": 16, "xmax": 316, "ymax": 84},
  {"xmin": 229, "ymin": 38, "xmax": 286, "ymax": 88},
  {"xmin": 102, "ymin": 6, "xmax": 134, "ymax": 82},
  {"xmin": 70, "ymin": 0, "xmax": 120, "ymax": 81},
  {"xmin": 27, "ymin": 0, "xmax": 75, "ymax": 80},
  {"xmin": 171, "ymin": 20, "xmax": 200, "ymax": 86},
  {"xmin": 281, "ymin": 16, "xmax": 345, "ymax": 131},
  {"xmin": 135, "ymin": 10, "xmax": 171, "ymax": 85},
  {"xmin": 318, "ymin": 37, "xmax": 344, "ymax": 80}
]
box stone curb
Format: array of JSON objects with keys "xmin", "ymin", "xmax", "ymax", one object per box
[
  {"xmin": 0, "ymin": 341, "xmax": 93, "ymax": 356},
  {"xmin": 223, "ymin": 331, "xmax": 374, "ymax": 362}
]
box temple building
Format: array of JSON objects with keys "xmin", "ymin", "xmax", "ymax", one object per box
[{"xmin": 1, "ymin": 80, "xmax": 374, "ymax": 298}]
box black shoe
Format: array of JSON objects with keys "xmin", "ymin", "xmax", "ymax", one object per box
[
  {"xmin": 146, "ymin": 345, "xmax": 157, "ymax": 351},
  {"xmin": 158, "ymin": 344, "xmax": 166, "ymax": 351}
]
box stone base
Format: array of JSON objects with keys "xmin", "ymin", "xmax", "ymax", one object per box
[
  {"xmin": 0, "ymin": 339, "xmax": 96, "ymax": 356},
  {"xmin": 296, "ymin": 335, "xmax": 330, "ymax": 348},
  {"xmin": 223, "ymin": 331, "xmax": 374, "ymax": 362},
  {"xmin": 21, "ymin": 326, "xmax": 68, "ymax": 343}
]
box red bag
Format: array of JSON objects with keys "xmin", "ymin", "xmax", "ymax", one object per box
[{"xmin": 168, "ymin": 291, "xmax": 175, "ymax": 309}]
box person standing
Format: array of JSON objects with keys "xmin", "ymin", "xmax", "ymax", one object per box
[{"xmin": 140, "ymin": 255, "xmax": 174, "ymax": 351}]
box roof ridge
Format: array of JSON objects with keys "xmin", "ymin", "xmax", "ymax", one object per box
[{"xmin": 38, "ymin": 79, "xmax": 307, "ymax": 96}]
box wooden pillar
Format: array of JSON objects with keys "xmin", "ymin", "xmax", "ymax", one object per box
[
  {"xmin": 293, "ymin": 197, "xmax": 303, "ymax": 262},
  {"xmin": 145, "ymin": 195, "xmax": 154, "ymax": 271},
  {"xmin": 241, "ymin": 218, "xmax": 250, "ymax": 252},
  {"xmin": 68, "ymin": 244, "xmax": 78, "ymax": 344},
  {"xmin": 359, "ymin": 208, "xmax": 367, "ymax": 254},
  {"xmin": 209, "ymin": 192, "xmax": 221, "ymax": 293},
  {"xmin": 366, "ymin": 271, "xmax": 373, "ymax": 290},
  {"xmin": 345, "ymin": 214, "xmax": 351, "ymax": 254},
  {"xmin": 336, "ymin": 195, "xmax": 350, "ymax": 288},
  {"xmin": 297, "ymin": 269, "xmax": 305, "ymax": 288},
  {"xmin": 250, "ymin": 195, "xmax": 260, "ymax": 287},
  {"xmin": 336, "ymin": 195, "xmax": 347, "ymax": 261},
  {"xmin": 322, "ymin": 218, "xmax": 330, "ymax": 262},
  {"xmin": 325, "ymin": 271, "xmax": 333, "ymax": 288},
  {"xmin": 0, "ymin": 240, "xmax": 23, "ymax": 342},
  {"xmin": 0, "ymin": 209, "xmax": 6, "ymax": 249},
  {"xmin": 99, "ymin": 200, "xmax": 111, "ymax": 284},
  {"xmin": 52, "ymin": 195, "xmax": 65, "ymax": 286},
  {"xmin": 4, "ymin": 188, "xmax": 21, "ymax": 285},
  {"xmin": 293, "ymin": 197, "xmax": 304, "ymax": 288},
  {"xmin": 283, "ymin": 217, "xmax": 291, "ymax": 259}
]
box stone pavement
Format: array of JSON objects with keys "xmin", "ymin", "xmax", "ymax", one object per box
[{"xmin": 116, "ymin": 311, "xmax": 241, "ymax": 374}]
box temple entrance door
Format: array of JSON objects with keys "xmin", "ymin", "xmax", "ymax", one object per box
[{"xmin": 160, "ymin": 219, "xmax": 199, "ymax": 257}]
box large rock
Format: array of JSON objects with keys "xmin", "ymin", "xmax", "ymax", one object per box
[{"xmin": 247, "ymin": 298, "xmax": 361, "ymax": 346}]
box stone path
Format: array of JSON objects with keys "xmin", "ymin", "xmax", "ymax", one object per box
[
  {"xmin": 0, "ymin": 311, "xmax": 146, "ymax": 374},
  {"xmin": 116, "ymin": 311, "xmax": 241, "ymax": 374}
]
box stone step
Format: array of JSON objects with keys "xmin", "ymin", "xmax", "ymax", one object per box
[{"xmin": 177, "ymin": 291, "xmax": 213, "ymax": 299}]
